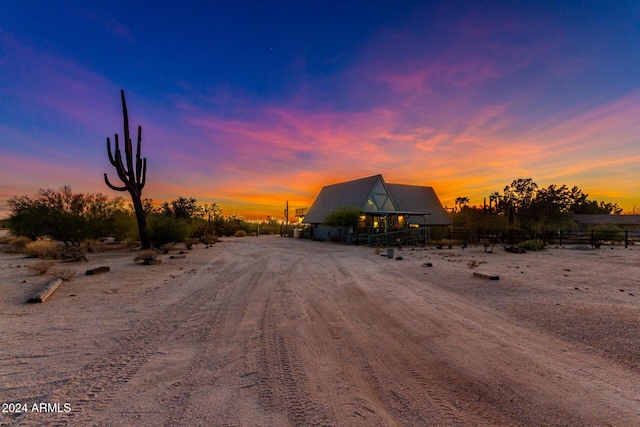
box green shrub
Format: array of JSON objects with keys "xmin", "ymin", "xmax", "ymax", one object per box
[
  {"xmin": 234, "ymin": 229, "xmax": 247, "ymax": 237},
  {"xmin": 518, "ymin": 239, "xmax": 547, "ymax": 251},
  {"xmin": 147, "ymin": 216, "xmax": 190, "ymax": 247},
  {"xmin": 24, "ymin": 240, "xmax": 59, "ymax": 258}
]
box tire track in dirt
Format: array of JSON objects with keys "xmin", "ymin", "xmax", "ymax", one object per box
[
  {"xmin": 3, "ymin": 256, "xmax": 225, "ymax": 427},
  {"xmin": 329, "ymin": 251, "xmax": 640, "ymax": 426},
  {"xmin": 323, "ymin": 255, "xmax": 481, "ymax": 426},
  {"xmin": 160, "ymin": 256, "xmax": 269, "ymax": 427},
  {"xmin": 256, "ymin": 256, "xmax": 334, "ymax": 427}
]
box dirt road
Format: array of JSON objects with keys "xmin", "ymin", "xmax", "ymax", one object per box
[{"xmin": 1, "ymin": 236, "xmax": 639, "ymax": 426}]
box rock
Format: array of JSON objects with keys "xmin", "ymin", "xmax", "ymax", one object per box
[{"xmin": 86, "ymin": 266, "xmax": 110, "ymax": 275}]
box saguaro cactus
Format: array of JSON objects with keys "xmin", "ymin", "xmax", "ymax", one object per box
[{"xmin": 104, "ymin": 90, "xmax": 150, "ymax": 248}]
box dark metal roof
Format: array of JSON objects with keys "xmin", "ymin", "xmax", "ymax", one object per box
[
  {"xmin": 386, "ymin": 183, "xmax": 452, "ymax": 225},
  {"xmin": 573, "ymin": 214, "xmax": 640, "ymax": 226},
  {"xmin": 303, "ymin": 175, "xmax": 383, "ymax": 224}
]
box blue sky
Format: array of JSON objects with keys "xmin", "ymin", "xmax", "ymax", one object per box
[{"xmin": 1, "ymin": 1, "xmax": 639, "ymax": 219}]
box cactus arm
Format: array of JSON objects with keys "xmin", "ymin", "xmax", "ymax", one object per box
[
  {"xmin": 120, "ymin": 90, "xmax": 137, "ymax": 185},
  {"xmin": 135, "ymin": 125, "xmax": 143, "ymax": 185},
  {"xmin": 139, "ymin": 158, "xmax": 147, "ymax": 191},
  {"xmin": 106, "ymin": 136, "xmax": 118, "ymax": 166},
  {"xmin": 104, "ymin": 173, "xmax": 127, "ymax": 191}
]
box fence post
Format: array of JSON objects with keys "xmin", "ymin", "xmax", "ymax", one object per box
[
  {"xmin": 559, "ymin": 230, "xmax": 563, "ymax": 246},
  {"xmin": 625, "ymin": 230, "xmax": 628, "ymax": 248},
  {"xmin": 591, "ymin": 229, "xmax": 594, "ymax": 247}
]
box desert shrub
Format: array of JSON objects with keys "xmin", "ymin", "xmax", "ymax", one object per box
[
  {"xmin": 147, "ymin": 215, "xmax": 190, "ymax": 247},
  {"xmin": 159, "ymin": 243, "xmax": 176, "ymax": 254},
  {"xmin": 50, "ymin": 266, "xmax": 76, "ymax": 281},
  {"xmin": 518, "ymin": 239, "xmax": 547, "ymax": 251},
  {"xmin": 29, "ymin": 260, "xmax": 56, "ymax": 275},
  {"xmin": 60, "ymin": 246, "xmax": 88, "ymax": 262},
  {"xmin": 467, "ymin": 259, "xmax": 486, "ymax": 268},
  {"xmin": 24, "ymin": 240, "xmax": 59, "ymax": 259},
  {"xmin": 134, "ymin": 249, "xmax": 159, "ymax": 265},
  {"xmin": 7, "ymin": 236, "xmax": 32, "ymax": 253},
  {"xmin": 105, "ymin": 210, "xmax": 139, "ymax": 242},
  {"xmin": 234, "ymin": 229, "xmax": 248, "ymax": 237},
  {"xmin": 0, "ymin": 234, "xmax": 14, "ymax": 244}
]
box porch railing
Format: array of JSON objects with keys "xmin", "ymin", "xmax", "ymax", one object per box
[{"xmin": 359, "ymin": 228, "xmax": 430, "ymax": 246}]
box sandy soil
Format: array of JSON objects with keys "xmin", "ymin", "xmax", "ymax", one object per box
[{"xmin": 1, "ymin": 235, "xmax": 639, "ymax": 426}]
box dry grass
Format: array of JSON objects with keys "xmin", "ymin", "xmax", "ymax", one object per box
[
  {"xmin": 29, "ymin": 260, "xmax": 56, "ymax": 275},
  {"xmin": 2, "ymin": 236, "xmax": 32, "ymax": 253},
  {"xmin": 234, "ymin": 230, "xmax": 248, "ymax": 237},
  {"xmin": 134, "ymin": 250, "xmax": 159, "ymax": 265},
  {"xmin": 24, "ymin": 240, "xmax": 59, "ymax": 259},
  {"xmin": 159, "ymin": 243, "xmax": 176, "ymax": 254},
  {"xmin": 50, "ymin": 266, "xmax": 76, "ymax": 281}
]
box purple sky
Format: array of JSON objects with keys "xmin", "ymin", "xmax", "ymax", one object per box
[{"xmin": 1, "ymin": 1, "xmax": 639, "ymax": 219}]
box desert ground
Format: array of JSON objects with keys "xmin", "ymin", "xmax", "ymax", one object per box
[{"xmin": 1, "ymin": 234, "xmax": 639, "ymax": 426}]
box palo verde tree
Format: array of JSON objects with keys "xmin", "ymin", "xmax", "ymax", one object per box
[{"xmin": 104, "ymin": 90, "xmax": 150, "ymax": 248}]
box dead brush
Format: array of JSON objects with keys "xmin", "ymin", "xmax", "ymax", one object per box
[
  {"xmin": 7, "ymin": 236, "xmax": 32, "ymax": 253},
  {"xmin": 467, "ymin": 259, "xmax": 487, "ymax": 269},
  {"xmin": 134, "ymin": 249, "xmax": 160, "ymax": 265},
  {"xmin": 50, "ymin": 266, "xmax": 77, "ymax": 281},
  {"xmin": 29, "ymin": 260, "xmax": 56, "ymax": 275},
  {"xmin": 24, "ymin": 240, "xmax": 59, "ymax": 259}
]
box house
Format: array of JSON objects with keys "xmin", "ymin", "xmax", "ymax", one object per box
[{"xmin": 301, "ymin": 174, "xmax": 451, "ymax": 244}]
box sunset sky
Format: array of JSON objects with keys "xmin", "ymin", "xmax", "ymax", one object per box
[{"xmin": 1, "ymin": 1, "xmax": 639, "ymax": 220}]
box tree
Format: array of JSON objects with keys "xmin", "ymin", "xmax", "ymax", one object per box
[
  {"xmin": 7, "ymin": 187, "xmax": 136, "ymax": 247},
  {"xmin": 323, "ymin": 206, "xmax": 363, "ymax": 228},
  {"xmin": 502, "ymin": 178, "xmax": 538, "ymax": 213},
  {"xmin": 454, "ymin": 196, "xmax": 470, "ymax": 212},
  {"xmin": 7, "ymin": 194, "xmax": 49, "ymax": 240},
  {"xmin": 146, "ymin": 215, "xmax": 190, "ymax": 247},
  {"xmin": 193, "ymin": 202, "xmax": 223, "ymax": 242},
  {"xmin": 323, "ymin": 206, "xmax": 363, "ymax": 243},
  {"xmin": 104, "ymin": 90, "xmax": 150, "ymax": 248},
  {"xmin": 160, "ymin": 197, "xmax": 199, "ymax": 220}
]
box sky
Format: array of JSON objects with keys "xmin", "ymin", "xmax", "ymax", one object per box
[{"xmin": 1, "ymin": 1, "xmax": 639, "ymax": 220}]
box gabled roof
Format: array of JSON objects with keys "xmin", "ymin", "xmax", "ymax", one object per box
[
  {"xmin": 386, "ymin": 183, "xmax": 451, "ymax": 225},
  {"xmin": 303, "ymin": 175, "xmax": 387, "ymax": 224},
  {"xmin": 303, "ymin": 174, "xmax": 451, "ymax": 225}
]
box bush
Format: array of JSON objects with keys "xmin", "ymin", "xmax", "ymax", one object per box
[
  {"xmin": 24, "ymin": 240, "xmax": 59, "ymax": 259},
  {"xmin": 159, "ymin": 243, "xmax": 176, "ymax": 254},
  {"xmin": 518, "ymin": 239, "xmax": 547, "ymax": 251},
  {"xmin": 7, "ymin": 236, "xmax": 32, "ymax": 253},
  {"xmin": 134, "ymin": 249, "xmax": 159, "ymax": 265},
  {"xmin": 29, "ymin": 260, "xmax": 56, "ymax": 275},
  {"xmin": 234, "ymin": 230, "xmax": 247, "ymax": 237},
  {"xmin": 147, "ymin": 216, "xmax": 190, "ymax": 247},
  {"xmin": 50, "ymin": 266, "xmax": 76, "ymax": 281}
]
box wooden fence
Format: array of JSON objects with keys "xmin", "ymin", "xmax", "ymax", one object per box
[{"xmin": 449, "ymin": 228, "xmax": 640, "ymax": 248}]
